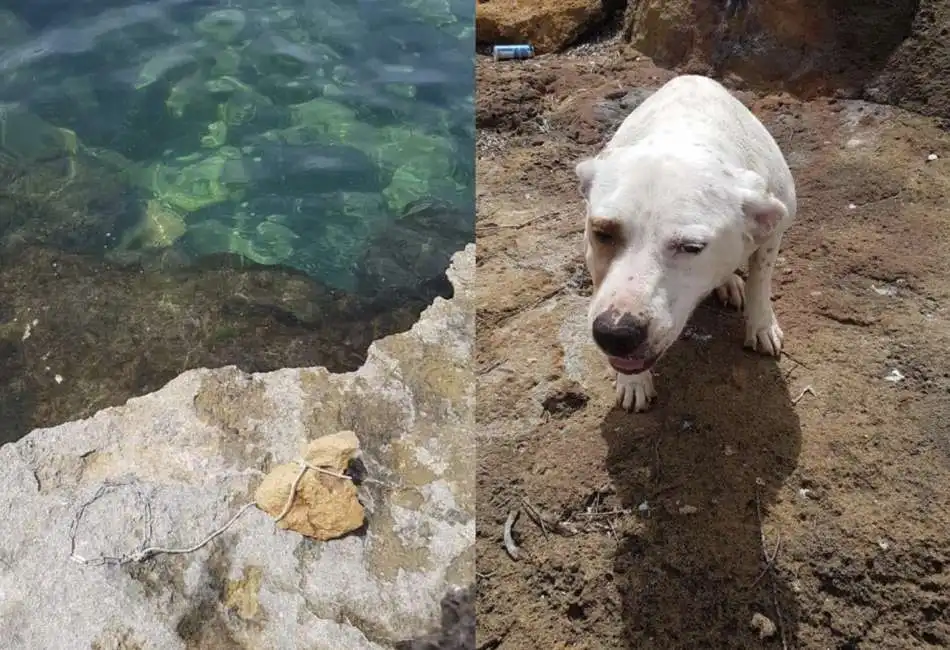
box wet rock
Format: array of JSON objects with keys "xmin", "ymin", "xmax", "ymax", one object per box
[
  {"xmin": 0, "ymin": 245, "xmax": 475, "ymax": 649},
  {"xmin": 476, "ymin": 0, "xmax": 604, "ymax": 54}
]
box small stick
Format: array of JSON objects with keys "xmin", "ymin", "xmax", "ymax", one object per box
[
  {"xmin": 750, "ymin": 533, "xmax": 783, "ymax": 588},
  {"xmin": 503, "ymin": 510, "xmax": 521, "ymax": 560},
  {"xmin": 477, "ymin": 360, "xmax": 504, "ymax": 376},
  {"xmin": 523, "ymin": 500, "xmax": 578, "ymax": 536},
  {"xmin": 573, "ymin": 508, "xmax": 631, "ymax": 518},
  {"xmin": 791, "ymin": 385, "xmax": 815, "ymax": 405},
  {"xmin": 521, "ymin": 499, "xmax": 549, "ymax": 537},
  {"xmin": 755, "ymin": 487, "xmax": 789, "ymax": 650}
]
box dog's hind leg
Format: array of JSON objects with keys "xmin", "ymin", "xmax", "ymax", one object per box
[
  {"xmin": 715, "ymin": 273, "xmax": 745, "ymax": 310},
  {"xmin": 744, "ymin": 233, "xmax": 784, "ymax": 356}
]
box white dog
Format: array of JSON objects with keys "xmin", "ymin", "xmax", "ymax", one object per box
[{"xmin": 574, "ymin": 75, "xmax": 796, "ymax": 412}]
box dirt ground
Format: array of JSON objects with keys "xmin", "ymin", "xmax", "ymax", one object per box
[{"xmin": 474, "ymin": 40, "xmax": 950, "ymax": 649}]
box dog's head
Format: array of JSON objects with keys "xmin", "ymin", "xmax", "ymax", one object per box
[{"xmin": 575, "ymin": 145, "xmax": 787, "ymax": 375}]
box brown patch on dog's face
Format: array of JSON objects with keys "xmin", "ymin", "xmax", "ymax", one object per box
[{"xmin": 584, "ymin": 215, "xmax": 621, "ymax": 290}]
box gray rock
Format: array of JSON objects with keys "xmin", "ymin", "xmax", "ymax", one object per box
[
  {"xmin": 0, "ymin": 244, "xmax": 475, "ymax": 650},
  {"xmin": 592, "ymin": 87, "xmax": 656, "ymax": 131}
]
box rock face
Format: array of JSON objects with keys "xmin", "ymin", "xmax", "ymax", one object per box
[
  {"xmin": 0, "ymin": 245, "xmax": 475, "ymax": 649},
  {"xmin": 863, "ymin": 0, "xmax": 950, "ymax": 120},
  {"xmin": 624, "ymin": 0, "xmax": 918, "ymax": 97},
  {"xmin": 476, "ymin": 0, "xmax": 950, "ymax": 120},
  {"xmin": 476, "ymin": 0, "xmax": 604, "ymax": 54}
]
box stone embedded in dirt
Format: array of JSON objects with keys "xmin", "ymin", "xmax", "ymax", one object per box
[
  {"xmin": 476, "ymin": 0, "xmax": 603, "ymax": 54},
  {"xmin": 255, "ymin": 430, "xmax": 365, "ymax": 541},
  {"xmin": 884, "ymin": 368, "xmax": 905, "ymax": 383},
  {"xmin": 678, "ymin": 504, "xmax": 699, "ymax": 515},
  {"xmin": 750, "ymin": 612, "xmax": 777, "ymax": 639}
]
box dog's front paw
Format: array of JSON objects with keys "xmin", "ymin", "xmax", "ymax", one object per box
[
  {"xmin": 744, "ymin": 307, "xmax": 784, "ymax": 357},
  {"xmin": 715, "ymin": 273, "xmax": 745, "ymax": 311},
  {"xmin": 615, "ymin": 371, "xmax": 656, "ymax": 412}
]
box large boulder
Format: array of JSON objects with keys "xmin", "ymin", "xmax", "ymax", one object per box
[
  {"xmin": 476, "ymin": 0, "xmax": 604, "ymax": 54},
  {"xmin": 863, "ymin": 1, "xmax": 950, "ymax": 120},
  {"xmin": 624, "ymin": 0, "xmax": 918, "ymax": 98},
  {"xmin": 0, "ymin": 246, "xmax": 475, "ymax": 649}
]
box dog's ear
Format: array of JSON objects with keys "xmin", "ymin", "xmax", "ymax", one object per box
[
  {"xmin": 735, "ymin": 170, "xmax": 788, "ymax": 242},
  {"xmin": 575, "ymin": 157, "xmax": 599, "ymax": 199}
]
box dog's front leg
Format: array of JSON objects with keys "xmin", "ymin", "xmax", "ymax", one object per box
[
  {"xmin": 744, "ymin": 232, "xmax": 785, "ymax": 356},
  {"xmin": 615, "ymin": 370, "xmax": 656, "ymax": 412}
]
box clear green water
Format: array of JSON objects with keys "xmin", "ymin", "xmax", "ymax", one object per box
[
  {"xmin": 0, "ymin": 0, "xmax": 474, "ymax": 441},
  {"xmin": 0, "ymin": 0, "xmax": 474, "ymax": 291}
]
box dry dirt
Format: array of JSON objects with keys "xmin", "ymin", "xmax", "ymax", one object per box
[{"xmin": 474, "ymin": 40, "xmax": 950, "ymax": 649}]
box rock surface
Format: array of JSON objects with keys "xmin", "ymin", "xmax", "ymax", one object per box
[
  {"xmin": 475, "ymin": 0, "xmax": 950, "ymax": 119},
  {"xmin": 621, "ymin": 0, "xmax": 946, "ymax": 113},
  {"xmin": 475, "ymin": 0, "xmax": 604, "ymax": 54},
  {"xmin": 623, "ymin": 0, "xmax": 917, "ymax": 93},
  {"xmin": 0, "ymin": 244, "xmax": 475, "ymax": 649}
]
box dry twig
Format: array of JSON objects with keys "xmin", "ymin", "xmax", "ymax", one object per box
[
  {"xmin": 754, "ymin": 485, "xmax": 789, "ymax": 650},
  {"xmin": 520, "ymin": 499, "xmax": 548, "ymax": 537},
  {"xmin": 791, "ymin": 385, "xmax": 815, "ymax": 405}
]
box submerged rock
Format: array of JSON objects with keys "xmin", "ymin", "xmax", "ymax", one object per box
[
  {"xmin": 356, "ymin": 198, "xmax": 473, "ymax": 298},
  {"xmin": 247, "ymin": 141, "xmax": 386, "ymax": 194},
  {"xmin": 195, "ymin": 9, "xmax": 248, "ymax": 45},
  {"xmin": 0, "ymin": 136, "xmax": 137, "ymax": 254}
]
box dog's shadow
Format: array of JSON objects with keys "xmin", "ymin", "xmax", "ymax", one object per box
[{"xmin": 600, "ymin": 299, "xmax": 802, "ymax": 648}]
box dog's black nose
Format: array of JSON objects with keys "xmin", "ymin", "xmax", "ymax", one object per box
[{"xmin": 592, "ymin": 310, "xmax": 648, "ymax": 357}]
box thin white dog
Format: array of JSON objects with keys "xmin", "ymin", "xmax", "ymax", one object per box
[{"xmin": 575, "ymin": 75, "xmax": 796, "ymax": 412}]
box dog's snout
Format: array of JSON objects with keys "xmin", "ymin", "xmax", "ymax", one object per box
[{"xmin": 592, "ymin": 310, "xmax": 648, "ymax": 357}]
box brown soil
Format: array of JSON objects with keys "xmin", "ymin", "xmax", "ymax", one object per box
[{"xmin": 475, "ymin": 41, "xmax": 950, "ymax": 649}]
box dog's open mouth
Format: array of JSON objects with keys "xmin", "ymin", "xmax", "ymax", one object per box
[{"xmin": 608, "ymin": 356, "xmax": 656, "ymax": 375}]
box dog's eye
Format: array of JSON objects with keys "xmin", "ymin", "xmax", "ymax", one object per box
[
  {"xmin": 593, "ymin": 230, "xmax": 615, "ymax": 245},
  {"xmin": 676, "ymin": 242, "xmax": 707, "ymax": 255}
]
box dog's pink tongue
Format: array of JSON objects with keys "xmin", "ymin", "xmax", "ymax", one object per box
[{"xmin": 609, "ymin": 356, "xmax": 646, "ymax": 372}]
